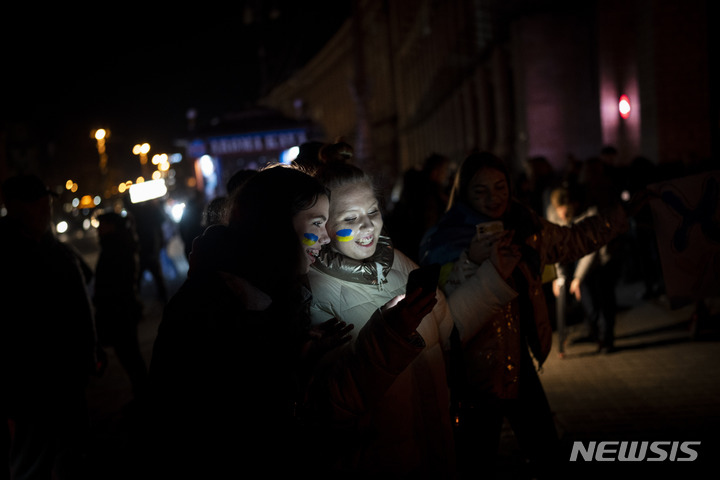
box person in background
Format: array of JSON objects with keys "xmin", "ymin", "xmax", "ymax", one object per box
[
  {"xmin": 386, "ymin": 152, "xmax": 452, "ymax": 263},
  {"xmin": 306, "ymin": 144, "xmax": 519, "ymax": 477},
  {"xmin": 178, "ymin": 190, "xmax": 206, "ymax": 260},
  {"xmin": 419, "ymin": 151, "xmax": 635, "ymax": 478},
  {"xmin": 548, "ymin": 186, "xmax": 620, "ymax": 353},
  {"xmin": 201, "ymin": 196, "xmax": 227, "ymax": 227},
  {"xmin": 93, "ymin": 212, "xmax": 148, "ymax": 402},
  {"xmin": 514, "ymin": 155, "xmax": 558, "ymax": 217},
  {"xmin": 124, "ymin": 198, "xmax": 169, "ymax": 303},
  {"xmin": 1, "ymin": 174, "xmax": 99, "ymax": 480}
]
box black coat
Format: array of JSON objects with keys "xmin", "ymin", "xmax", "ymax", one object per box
[
  {"xmin": 0, "ymin": 218, "xmax": 96, "ymax": 412},
  {"xmin": 142, "ymin": 258, "xmax": 309, "ymax": 476}
]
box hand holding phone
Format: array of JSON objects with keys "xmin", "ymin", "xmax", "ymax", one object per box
[
  {"xmin": 382, "ymin": 289, "xmax": 436, "ymax": 342},
  {"xmin": 489, "ymin": 230, "xmax": 521, "ymax": 279},
  {"xmin": 379, "ymin": 264, "xmax": 441, "ymax": 339},
  {"xmin": 469, "ymin": 222, "xmax": 505, "ymax": 264},
  {"xmin": 476, "ymin": 220, "xmax": 504, "ymax": 237},
  {"xmin": 406, "ymin": 263, "xmax": 441, "ymax": 296}
]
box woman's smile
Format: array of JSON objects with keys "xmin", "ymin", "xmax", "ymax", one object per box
[
  {"xmin": 306, "ymin": 247, "xmax": 321, "ymax": 263},
  {"xmin": 356, "ymin": 234, "xmax": 375, "ymax": 247}
]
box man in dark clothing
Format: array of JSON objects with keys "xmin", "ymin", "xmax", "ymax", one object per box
[
  {"xmin": 93, "ymin": 212, "xmax": 148, "ymax": 401},
  {"xmin": 0, "ymin": 174, "xmax": 99, "ymax": 479}
]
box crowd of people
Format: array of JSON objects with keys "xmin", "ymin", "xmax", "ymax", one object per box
[{"xmin": 0, "ymin": 140, "xmax": 714, "ymax": 479}]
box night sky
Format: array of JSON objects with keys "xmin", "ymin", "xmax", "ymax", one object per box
[{"xmin": 2, "ymin": 2, "xmax": 351, "ymax": 179}]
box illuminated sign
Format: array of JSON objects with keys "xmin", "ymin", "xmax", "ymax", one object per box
[
  {"xmin": 207, "ymin": 129, "xmax": 308, "ymax": 156},
  {"xmin": 128, "ymin": 179, "xmax": 168, "ymax": 203}
]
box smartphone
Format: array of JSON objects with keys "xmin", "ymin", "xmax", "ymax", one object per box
[
  {"xmin": 406, "ymin": 263, "xmax": 441, "ymax": 296},
  {"xmin": 476, "ymin": 221, "xmax": 504, "ymax": 236}
]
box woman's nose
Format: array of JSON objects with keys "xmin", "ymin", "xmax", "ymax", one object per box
[{"xmin": 359, "ymin": 215, "xmax": 375, "ymax": 231}]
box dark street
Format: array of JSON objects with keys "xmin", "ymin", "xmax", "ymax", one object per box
[{"xmin": 73, "ymin": 232, "xmax": 720, "ymax": 479}]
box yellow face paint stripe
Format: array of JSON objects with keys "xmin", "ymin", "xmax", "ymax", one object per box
[
  {"xmin": 302, "ymin": 233, "xmax": 319, "ymax": 246},
  {"xmin": 336, "ymin": 229, "xmax": 353, "ymax": 242}
]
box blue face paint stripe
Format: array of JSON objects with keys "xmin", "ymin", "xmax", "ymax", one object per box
[
  {"xmin": 302, "ymin": 233, "xmax": 319, "ymax": 246},
  {"xmin": 336, "ymin": 229, "xmax": 353, "ymax": 242}
]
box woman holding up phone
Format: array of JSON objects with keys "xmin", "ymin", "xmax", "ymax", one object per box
[
  {"xmin": 305, "ymin": 143, "xmax": 517, "ymax": 478},
  {"xmin": 419, "ymin": 151, "xmax": 632, "ymax": 479},
  {"xmin": 144, "ymin": 165, "xmax": 441, "ymax": 478}
]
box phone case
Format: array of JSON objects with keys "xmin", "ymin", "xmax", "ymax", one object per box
[{"xmin": 476, "ymin": 221, "xmax": 504, "ymax": 236}]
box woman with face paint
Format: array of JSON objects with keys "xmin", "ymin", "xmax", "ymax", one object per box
[
  {"xmin": 143, "ymin": 165, "xmax": 331, "ymax": 477},
  {"xmin": 144, "ymin": 164, "xmax": 439, "ymax": 478},
  {"xmin": 419, "ymin": 151, "xmax": 634, "ymax": 478},
  {"xmin": 304, "ymin": 144, "xmax": 519, "ymax": 477}
]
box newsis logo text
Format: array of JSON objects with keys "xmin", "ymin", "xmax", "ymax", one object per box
[{"xmin": 570, "ymin": 441, "xmax": 701, "ymax": 462}]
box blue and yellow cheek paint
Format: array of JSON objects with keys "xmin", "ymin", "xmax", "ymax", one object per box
[
  {"xmin": 302, "ymin": 233, "xmax": 319, "ymax": 246},
  {"xmin": 336, "ymin": 229, "xmax": 354, "ymax": 242}
]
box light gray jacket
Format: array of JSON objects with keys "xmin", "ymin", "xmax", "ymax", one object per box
[{"xmin": 307, "ymin": 246, "xmax": 516, "ymax": 475}]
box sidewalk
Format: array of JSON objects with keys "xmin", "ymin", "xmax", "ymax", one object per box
[{"xmin": 495, "ymin": 282, "xmax": 720, "ymax": 479}]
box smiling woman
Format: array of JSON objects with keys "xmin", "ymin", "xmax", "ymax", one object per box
[
  {"xmin": 304, "ymin": 143, "xmax": 521, "ymax": 477},
  {"xmin": 418, "ymin": 150, "xmax": 636, "ymax": 478},
  {"xmin": 326, "ymin": 181, "xmax": 383, "ymax": 258}
]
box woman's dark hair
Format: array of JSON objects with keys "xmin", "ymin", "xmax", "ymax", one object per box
[
  {"xmin": 447, "ymin": 151, "xmax": 512, "ymax": 210},
  {"xmin": 225, "ymin": 164, "xmax": 329, "ymax": 294},
  {"xmin": 449, "ymin": 152, "xmax": 542, "ymax": 251}
]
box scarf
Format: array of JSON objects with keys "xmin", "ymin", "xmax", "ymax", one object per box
[
  {"xmin": 419, "ymin": 200, "xmax": 543, "ymax": 275},
  {"xmin": 311, "ymin": 234, "xmax": 395, "ymax": 285}
]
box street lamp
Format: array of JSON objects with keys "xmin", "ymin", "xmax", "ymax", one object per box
[
  {"xmin": 133, "ymin": 143, "xmax": 151, "ymax": 164},
  {"xmin": 93, "ymin": 128, "xmax": 109, "ymax": 174},
  {"xmin": 133, "ymin": 143, "xmax": 151, "ymax": 178}
]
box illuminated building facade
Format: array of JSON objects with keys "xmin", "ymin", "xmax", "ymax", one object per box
[{"xmin": 260, "ymin": 0, "xmax": 716, "ymax": 190}]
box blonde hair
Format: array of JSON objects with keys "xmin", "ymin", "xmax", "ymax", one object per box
[
  {"xmin": 313, "ymin": 141, "xmax": 376, "ymax": 196},
  {"xmin": 318, "ymin": 139, "xmax": 354, "ymax": 166},
  {"xmin": 550, "ymin": 187, "xmax": 570, "ymax": 208}
]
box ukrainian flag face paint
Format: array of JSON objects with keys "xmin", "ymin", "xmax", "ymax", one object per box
[
  {"xmin": 293, "ymin": 194, "xmax": 330, "ymax": 274},
  {"xmin": 327, "ymin": 183, "xmax": 384, "ymax": 261},
  {"xmin": 302, "ymin": 233, "xmax": 319, "ymax": 246},
  {"xmin": 335, "ymin": 229, "xmax": 354, "ymax": 242}
]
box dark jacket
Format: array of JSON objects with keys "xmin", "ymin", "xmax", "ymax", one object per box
[
  {"xmin": 144, "ymin": 225, "xmax": 308, "ymax": 476},
  {"xmin": 0, "ymin": 217, "xmax": 96, "ymax": 412},
  {"xmin": 144, "ymin": 224, "xmax": 430, "ymax": 477}
]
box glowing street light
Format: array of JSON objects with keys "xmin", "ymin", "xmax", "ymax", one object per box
[
  {"xmin": 93, "ymin": 128, "xmax": 109, "ymax": 174},
  {"xmin": 151, "ymin": 153, "xmax": 168, "ymax": 165},
  {"xmin": 133, "ymin": 142, "xmax": 152, "ymax": 178},
  {"xmin": 619, "ymin": 95, "xmax": 631, "ymax": 119},
  {"xmin": 133, "ymin": 143, "xmax": 151, "ymax": 164}
]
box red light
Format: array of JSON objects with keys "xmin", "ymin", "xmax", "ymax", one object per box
[{"xmin": 619, "ymin": 95, "xmax": 631, "ymax": 119}]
